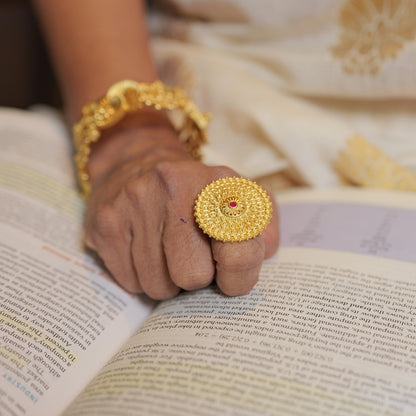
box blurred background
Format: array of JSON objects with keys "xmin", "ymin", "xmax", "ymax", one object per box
[{"xmin": 0, "ymin": 0, "xmax": 61, "ymax": 109}]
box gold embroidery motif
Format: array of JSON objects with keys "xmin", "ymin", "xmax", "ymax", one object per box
[
  {"xmin": 335, "ymin": 135, "xmax": 416, "ymax": 191},
  {"xmin": 332, "ymin": 0, "xmax": 416, "ymax": 74}
]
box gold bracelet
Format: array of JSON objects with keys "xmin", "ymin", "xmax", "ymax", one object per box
[{"xmin": 73, "ymin": 80, "xmax": 210, "ymax": 199}]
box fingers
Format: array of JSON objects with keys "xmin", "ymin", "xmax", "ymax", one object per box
[
  {"xmin": 157, "ymin": 161, "xmax": 216, "ymax": 291},
  {"xmin": 209, "ymin": 184, "xmax": 278, "ymax": 296},
  {"xmin": 125, "ymin": 178, "xmax": 180, "ymax": 300},
  {"xmin": 85, "ymin": 203, "xmax": 142, "ymax": 293},
  {"xmin": 86, "ymin": 178, "xmax": 181, "ymax": 300},
  {"xmin": 85, "ymin": 157, "xmax": 279, "ymax": 300},
  {"xmin": 130, "ymin": 226, "xmax": 180, "ymax": 300},
  {"xmin": 212, "ymin": 236, "xmax": 265, "ymax": 296},
  {"xmin": 163, "ymin": 210, "xmax": 215, "ymax": 292}
]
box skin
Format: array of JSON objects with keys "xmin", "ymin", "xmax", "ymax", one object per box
[{"xmin": 32, "ymin": 0, "xmax": 280, "ymax": 300}]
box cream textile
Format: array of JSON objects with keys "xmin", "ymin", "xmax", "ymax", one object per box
[{"xmin": 150, "ymin": 0, "xmax": 416, "ymax": 188}]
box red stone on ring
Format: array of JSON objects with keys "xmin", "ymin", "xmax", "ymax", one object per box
[{"xmin": 229, "ymin": 201, "xmax": 237, "ymax": 208}]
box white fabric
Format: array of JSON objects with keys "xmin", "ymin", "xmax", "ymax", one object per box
[{"xmin": 150, "ymin": 0, "xmax": 416, "ymax": 187}]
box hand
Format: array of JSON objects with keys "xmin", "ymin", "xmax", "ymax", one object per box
[{"xmin": 84, "ymin": 124, "xmax": 279, "ymax": 300}]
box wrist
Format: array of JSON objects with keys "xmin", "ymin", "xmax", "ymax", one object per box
[{"xmin": 87, "ymin": 116, "xmax": 189, "ymax": 184}]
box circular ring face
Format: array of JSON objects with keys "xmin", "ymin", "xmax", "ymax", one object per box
[{"xmin": 194, "ymin": 177, "xmax": 272, "ymax": 242}]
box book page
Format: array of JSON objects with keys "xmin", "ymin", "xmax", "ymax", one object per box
[
  {"xmin": 0, "ymin": 109, "xmax": 154, "ymax": 416},
  {"xmin": 63, "ymin": 189, "xmax": 416, "ymax": 416}
]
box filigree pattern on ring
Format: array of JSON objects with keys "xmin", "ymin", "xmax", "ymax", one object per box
[{"xmin": 194, "ymin": 177, "xmax": 272, "ymax": 242}]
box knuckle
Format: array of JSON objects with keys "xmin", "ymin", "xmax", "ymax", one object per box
[
  {"xmin": 93, "ymin": 204, "xmax": 125, "ymax": 239},
  {"xmin": 116, "ymin": 275, "xmax": 142, "ymax": 294},
  {"xmin": 154, "ymin": 160, "xmax": 173, "ymax": 178},
  {"xmin": 145, "ymin": 285, "xmax": 180, "ymax": 301},
  {"xmin": 214, "ymin": 239, "xmax": 264, "ymax": 273},
  {"xmin": 154, "ymin": 161, "xmax": 177, "ymax": 183},
  {"xmin": 153, "ymin": 161, "xmax": 183, "ymax": 195},
  {"xmin": 124, "ymin": 177, "xmax": 151, "ymax": 208},
  {"xmin": 173, "ymin": 268, "xmax": 215, "ymax": 291}
]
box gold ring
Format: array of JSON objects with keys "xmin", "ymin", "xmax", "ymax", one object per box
[{"xmin": 194, "ymin": 177, "xmax": 272, "ymax": 242}]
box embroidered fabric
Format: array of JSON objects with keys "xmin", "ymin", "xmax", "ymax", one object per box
[{"xmin": 150, "ymin": 0, "xmax": 416, "ymax": 190}]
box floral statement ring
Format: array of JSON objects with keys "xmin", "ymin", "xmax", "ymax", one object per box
[{"xmin": 194, "ymin": 177, "xmax": 272, "ymax": 242}]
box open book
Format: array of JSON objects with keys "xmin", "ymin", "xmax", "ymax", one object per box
[{"xmin": 1, "ymin": 108, "xmax": 416, "ymax": 416}]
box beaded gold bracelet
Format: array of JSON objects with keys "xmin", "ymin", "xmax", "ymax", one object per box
[{"xmin": 73, "ymin": 80, "xmax": 210, "ymax": 199}]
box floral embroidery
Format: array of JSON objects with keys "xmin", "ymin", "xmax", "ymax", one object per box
[{"xmin": 332, "ymin": 0, "xmax": 416, "ymax": 74}]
